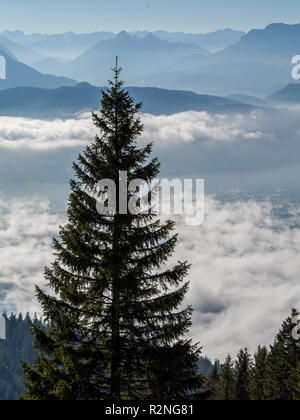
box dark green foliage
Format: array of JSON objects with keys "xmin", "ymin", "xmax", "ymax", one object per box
[
  {"xmin": 21, "ymin": 64, "xmax": 202, "ymax": 400},
  {"xmin": 210, "ymin": 310, "xmax": 300, "ymax": 400},
  {"xmin": 215, "ymin": 355, "xmax": 235, "ymax": 400},
  {"xmin": 0, "ymin": 313, "xmax": 38, "ymax": 400},
  {"xmin": 289, "ymin": 362, "xmax": 300, "ymax": 400},
  {"xmin": 205, "ymin": 359, "xmax": 220, "ymax": 399},
  {"xmin": 264, "ymin": 309, "xmax": 300, "ymax": 400},
  {"xmin": 249, "ymin": 345, "xmax": 268, "ymax": 400},
  {"xmin": 234, "ymin": 348, "xmax": 251, "ymax": 400}
]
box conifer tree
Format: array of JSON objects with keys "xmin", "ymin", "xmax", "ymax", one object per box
[
  {"xmin": 234, "ymin": 348, "xmax": 251, "ymax": 400},
  {"xmin": 21, "ymin": 62, "xmax": 202, "ymax": 400},
  {"xmin": 205, "ymin": 359, "xmax": 220, "ymax": 399},
  {"xmin": 249, "ymin": 345, "xmax": 268, "ymax": 400},
  {"xmin": 215, "ymin": 355, "xmax": 235, "ymax": 400},
  {"xmin": 290, "ymin": 362, "xmax": 300, "ymax": 400},
  {"xmin": 264, "ymin": 309, "xmax": 300, "ymax": 400}
]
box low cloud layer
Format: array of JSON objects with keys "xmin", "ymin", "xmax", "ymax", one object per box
[
  {"xmin": 1, "ymin": 195, "xmax": 300, "ymax": 360},
  {"xmin": 173, "ymin": 197, "xmax": 300, "ymax": 359},
  {"xmin": 0, "ymin": 197, "xmax": 63, "ymax": 314},
  {"xmin": 0, "ymin": 108, "xmax": 300, "ymax": 184}
]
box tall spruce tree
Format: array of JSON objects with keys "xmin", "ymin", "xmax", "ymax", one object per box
[
  {"xmin": 21, "ymin": 62, "xmax": 202, "ymax": 400},
  {"xmin": 205, "ymin": 359, "xmax": 220, "ymax": 399}
]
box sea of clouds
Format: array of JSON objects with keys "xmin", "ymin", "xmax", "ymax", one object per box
[
  {"xmin": 0, "ymin": 195, "xmax": 300, "ymax": 360},
  {"xmin": 1, "ymin": 108, "xmax": 300, "ymax": 182},
  {"xmin": 1, "ymin": 107, "xmax": 300, "ymax": 360}
]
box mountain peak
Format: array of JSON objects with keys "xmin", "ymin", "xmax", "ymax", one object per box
[{"xmin": 115, "ymin": 31, "xmax": 132, "ymax": 41}]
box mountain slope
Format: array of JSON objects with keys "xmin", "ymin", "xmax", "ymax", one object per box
[
  {"xmin": 0, "ymin": 36, "xmax": 43, "ymax": 65},
  {"xmin": 133, "ymin": 29, "xmax": 245, "ymax": 52},
  {"xmin": 28, "ymin": 31, "xmax": 114, "ymax": 60},
  {"xmin": 0, "ymin": 82, "xmax": 253, "ymax": 118},
  {"xmin": 66, "ymin": 32, "xmax": 209, "ymax": 85},
  {"xmin": 0, "ymin": 48, "xmax": 77, "ymax": 90},
  {"xmin": 266, "ymin": 83, "xmax": 300, "ymax": 104},
  {"xmin": 219, "ymin": 23, "xmax": 300, "ymax": 65},
  {"xmin": 225, "ymin": 94, "xmax": 267, "ymax": 107}
]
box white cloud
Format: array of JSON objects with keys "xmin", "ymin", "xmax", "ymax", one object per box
[
  {"xmin": 1, "ymin": 195, "xmax": 300, "ymax": 361},
  {"xmin": 0, "ymin": 115, "xmax": 93, "ymax": 150},
  {"xmin": 141, "ymin": 110, "xmax": 274, "ymax": 145},
  {"xmin": 171, "ymin": 197, "xmax": 300, "ymax": 360},
  {"xmin": 0, "ymin": 197, "xmax": 63, "ymax": 314},
  {"xmin": 1, "ymin": 109, "xmax": 300, "ymax": 184}
]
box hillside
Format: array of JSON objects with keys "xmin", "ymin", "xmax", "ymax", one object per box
[
  {"xmin": 0, "ymin": 47, "xmax": 76, "ymax": 90},
  {"xmin": 0, "ymin": 82, "xmax": 253, "ymax": 118},
  {"xmin": 266, "ymin": 83, "xmax": 300, "ymax": 104}
]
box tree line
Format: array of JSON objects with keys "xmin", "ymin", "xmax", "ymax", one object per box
[
  {"xmin": 0, "ymin": 313, "xmax": 38, "ymax": 400},
  {"xmin": 205, "ymin": 309, "xmax": 300, "ymax": 400}
]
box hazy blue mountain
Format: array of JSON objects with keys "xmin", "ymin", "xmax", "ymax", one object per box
[
  {"xmin": 225, "ymin": 94, "xmax": 267, "ymax": 107},
  {"xmin": 28, "ymin": 31, "xmax": 115, "ymax": 60},
  {"xmin": 0, "ymin": 48, "xmax": 76, "ymax": 91},
  {"xmin": 0, "ymin": 30, "xmax": 46, "ymax": 46},
  {"xmin": 127, "ymin": 61, "xmax": 288, "ymax": 97},
  {"xmin": 160, "ymin": 22, "xmax": 298, "ymax": 95},
  {"xmin": 0, "ymin": 36, "xmax": 44, "ymax": 65},
  {"xmin": 132, "ymin": 29, "xmax": 245, "ymax": 52},
  {"xmin": 0, "ymin": 82, "xmax": 253, "ymax": 118},
  {"xmin": 31, "ymin": 57, "xmax": 68, "ymax": 76},
  {"xmin": 219, "ymin": 23, "xmax": 300, "ymax": 66},
  {"xmin": 265, "ymin": 83, "xmax": 300, "ymax": 104},
  {"xmin": 0, "ymin": 45, "xmax": 16, "ymax": 60},
  {"xmin": 66, "ymin": 31, "xmax": 209, "ymax": 85}
]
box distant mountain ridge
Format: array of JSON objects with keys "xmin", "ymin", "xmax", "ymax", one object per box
[
  {"xmin": 0, "ymin": 47, "xmax": 76, "ymax": 90},
  {"xmin": 132, "ymin": 29, "xmax": 245, "ymax": 52},
  {"xmin": 219, "ymin": 23, "xmax": 300, "ymax": 65},
  {"xmin": 0, "ymin": 82, "xmax": 253, "ymax": 118},
  {"xmin": 1, "ymin": 24, "xmax": 299, "ymax": 97},
  {"xmin": 0, "ymin": 28, "xmax": 244, "ymax": 54},
  {"xmin": 266, "ymin": 83, "xmax": 300, "ymax": 104},
  {"xmin": 63, "ymin": 31, "xmax": 209, "ymax": 85},
  {"xmin": 0, "ymin": 36, "xmax": 43, "ymax": 65}
]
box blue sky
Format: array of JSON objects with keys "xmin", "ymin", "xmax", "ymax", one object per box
[{"xmin": 1, "ymin": 0, "xmax": 300, "ymax": 34}]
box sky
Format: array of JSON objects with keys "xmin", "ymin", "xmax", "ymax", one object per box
[{"xmin": 1, "ymin": 0, "xmax": 300, "ymax": 34}]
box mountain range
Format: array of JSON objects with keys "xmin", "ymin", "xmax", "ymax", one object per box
[
  {"xmin": 0, "ymin": 23, "xmax": 300, "ymax": 97},
  {"xmin": 0, "ymin": 28, "xmax": 244, "ymax": 56},
  {"xmin": 64, "ymin": 31, "xmax": 209, "ymax": 86},
  {"xmin": 30, "ymin": 24, "xmax": 300, "ymax": 96},
  {"xmin": 132, "ymin": 29, "xmax": 245, "ymax": 52}
]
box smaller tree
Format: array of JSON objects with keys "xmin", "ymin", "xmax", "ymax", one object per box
[
  {"xmin": 215, "ymin": 355, "xmax": 235, "ymax": 400},
  {"xmin": 205, "ymin": 359, "xmax": 220, "ymax": 399},
  {"xmin": 249, "ymin": 346, "xmax": 268, "ymax": 400},
  {"xmin": 234, "ymin": 348, "xmax": 251, "ymax": 400}
]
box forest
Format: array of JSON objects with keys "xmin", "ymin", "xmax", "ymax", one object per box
[{"xmin": 1, "ymin": 310, "xmax": 300, "ymax": 400}]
